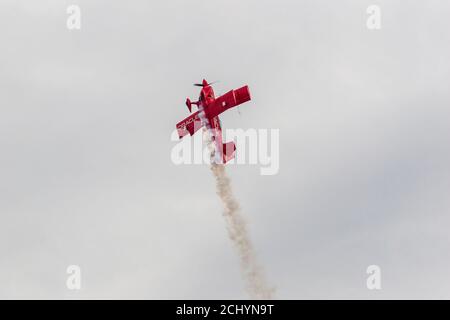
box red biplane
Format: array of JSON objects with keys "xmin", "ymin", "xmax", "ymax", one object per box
[{"xmin": 176, "ymin": 79, "xmax": 251, "ymax": 164}]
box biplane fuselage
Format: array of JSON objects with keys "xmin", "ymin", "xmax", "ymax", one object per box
[{"xmin": 176, "ymin": 79, "xmax": 251, "ymax": 164}]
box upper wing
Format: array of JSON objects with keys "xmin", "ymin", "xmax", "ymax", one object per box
[
  {"xmin": 176, "ymin": 111, "xmax": 203, "ymax": 139},
  {"xmin": 207, "ymin": 85, "xmax": 251, "ymax": 119}
]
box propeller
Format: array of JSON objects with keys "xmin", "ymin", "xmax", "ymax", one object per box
[{"xmin": 194, "ymin": 80, "xmax": 219, "ymax": 87}]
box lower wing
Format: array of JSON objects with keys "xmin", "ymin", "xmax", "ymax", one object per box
[{"xmin": 176, "ymin": 111, "xmax": 203, "ymax": 139}]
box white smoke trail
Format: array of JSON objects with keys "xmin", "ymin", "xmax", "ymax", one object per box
[{"xmin": 204, "ymin": 129, "xmax": 274, "ymax": 299}]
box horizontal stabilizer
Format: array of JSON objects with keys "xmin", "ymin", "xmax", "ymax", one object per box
[{"xmin": 222, "ymin": 141, "xmax": 236, "ymax": 163}]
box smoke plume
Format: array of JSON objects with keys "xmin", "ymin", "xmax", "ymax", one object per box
[{"xmin": 204, "ymin": 130, "xmax": 274, "ymax": 299}]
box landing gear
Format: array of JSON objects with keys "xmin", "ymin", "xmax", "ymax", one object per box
[{"xmin": 185, "ymin": 98, "xmax": 199, "ymax": 113}]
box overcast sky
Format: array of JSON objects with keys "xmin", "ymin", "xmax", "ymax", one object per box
[{"xmin": 1, "ymin": 0, "xmax": 450, "ymax": 299}]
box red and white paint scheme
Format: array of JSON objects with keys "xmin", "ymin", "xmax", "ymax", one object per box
[{"xmin": 176, "ymin": 79, "xmax": 251, "ymax": 164}]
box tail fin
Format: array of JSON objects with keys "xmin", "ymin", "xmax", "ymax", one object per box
[{"xmin": 222, "ymin": 141, "xmax": 236, "ymax": 163}]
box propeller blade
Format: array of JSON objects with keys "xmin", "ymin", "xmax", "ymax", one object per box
[{"xmin": 193, "ymin": 81, "xmax": 219, "ymax": 87}]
